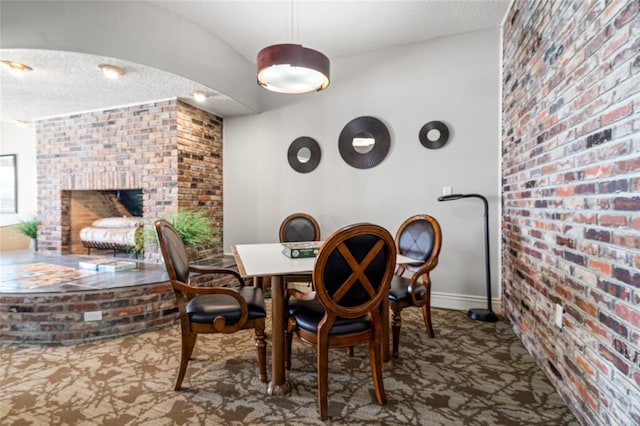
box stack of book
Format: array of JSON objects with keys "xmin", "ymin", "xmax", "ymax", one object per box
[
  {"xmin": 78, "ymin": 258, "xmax": 137, "ymax": 272},
  {"xmin": 281, "ymin": 241, "xmax": 323, "ymax": 258}
]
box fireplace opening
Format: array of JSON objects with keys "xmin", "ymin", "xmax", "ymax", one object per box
[{"xmin": 68, "ymin": 190, "xmax": 143, "ymax": 255}]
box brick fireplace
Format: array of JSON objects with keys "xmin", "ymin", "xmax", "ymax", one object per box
[
  {"xmin": 68, "ymin": 189, "xmax": 142, "ymax": 254},
  {"xmin": 36, "ymin": 100, "xmax": 224, "ymax": 262}
]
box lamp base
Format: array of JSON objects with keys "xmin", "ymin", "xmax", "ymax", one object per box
[{"xmin": 467, "ymin": 308, "xmax": 499, "ymax": 322}]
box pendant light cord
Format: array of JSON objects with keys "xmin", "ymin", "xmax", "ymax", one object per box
[{"xmin": 290, "ymin": 0, "xmax": 294, "ymax": 41}]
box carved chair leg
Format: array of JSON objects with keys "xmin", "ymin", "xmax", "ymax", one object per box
[
  {"xmin": 391, "ymin": 308, "xmax": 402, "ymax": 358},
  {"xmin": 421, "ymin": 304, "xmax": 435, "ymax": 338},
  {"xmin": 285, "ymin": 318, "xmax": 295, "ymax": 370},
  {"xmin": 175, "ymin": 331, "xmax": 197, "ymax": 390},
  {"xmin": 369, "ymin": 326, "xmax": 387, "ymax": 406},
  {"xmin": 255, "ymin": 320, "xmax": 267, "ymax": 382},
  {"xmin": 285, "ymin": 331, "xmax": 293, "ymax": 370},
  {"xmin": 317, "ymin": 340, "xmax": 329, "ymax": 421}
]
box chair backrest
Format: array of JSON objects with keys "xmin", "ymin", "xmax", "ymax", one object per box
[
  {"xmin": 155, "ymin": 219, "xmax": 190, "ymax": 283},
  {"xmin": 395, "ymin": 214, "xmax": 442, "ymax": 269},
  {"xmin": 313, "ymin": 223, "xmax": 396, "ymax": 319},
  {"xmin": 279, "ymin": 213, "xmax": 321, "ymax": 242}
]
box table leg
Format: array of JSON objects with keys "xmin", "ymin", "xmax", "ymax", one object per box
[
  {"xmin": 381, "ymin": 296, "xmax": 393, "ymax": 370},
  {"xmin": 267, "ymin": 275, "xmax": 291, "ymax": 395}
]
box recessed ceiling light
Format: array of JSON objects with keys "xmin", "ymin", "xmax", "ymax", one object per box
[
  {"xmin": 98, "ymin": 64, "xmax": 125, "ymax": 79},
  {"xmin": 2, "ymin": 60, "xmax": 33, "ymax": 76},
  {"xmin": 190, "ymin": 90, "xmax": 209, "ymax": 103},
  {"xmin": 12, "ymin": 119, "xmax": 29, "ymax": 127}
]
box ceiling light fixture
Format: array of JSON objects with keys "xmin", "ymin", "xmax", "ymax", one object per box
[
  {"xmin": 256, "ymin": 0, "xmax": 329, "ymax": 94},
  {"xmin": 2, "ymin": 60, "xmax": 33, "ymax": 76},
  {"xmin": 98, "ymin": 64, "xmax": 125, "ymax": 79},
  {"xmin": 257, "ymin": 44, "xmax": 330, "ymax": 94},
  {"xmin": 190, "ymin": 90, "xmax": 209, "ymax": 103}
]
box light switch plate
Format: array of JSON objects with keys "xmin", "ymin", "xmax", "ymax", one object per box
[
  {"xmin": 84, "ymin": 311, "xmax": 102, "ymax": 321},
  {"xmin": 554, "ymin": 304, "xmax": 563, "ymax": 329}
]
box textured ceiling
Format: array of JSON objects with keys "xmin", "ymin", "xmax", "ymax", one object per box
[{"xmin": 0, "ymin": 0, "xmax": 511, "ymax": 124}]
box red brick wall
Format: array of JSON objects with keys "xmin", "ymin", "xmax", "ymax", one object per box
[
  {"xmin": 176, "ymin": 101, "xmax": 223, "ymax": 259},
  {"xmin": 0, "ymin": 283, "xmax": 177, "ymax": 343},
  {"xmin": 35, "ymin": 100, "xmax": 224, "ymax": 262},
  {"xmin": 502, "ymin": 1, "xmax": 639, "ymax": 424}
]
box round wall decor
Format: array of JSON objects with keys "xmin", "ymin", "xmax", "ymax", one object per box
[
  {"xmin": 287, "ymin": 136, "xmax": 321, "ymax": 173},
  {"xmin": 338, "ymin": 116, "xmax": 390, "ymax": 169},
  {"xmin": 419, "ymin": 121, "xmax": 449, "ymax": 149}
]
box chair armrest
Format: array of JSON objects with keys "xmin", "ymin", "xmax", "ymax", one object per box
[
  {"xmin": 171, "ymin": 280, "xmax": 250, "ymax": 332},
  {"xmin": 188, "ymin": 265, "xmax": 245, "ymax": 286},
  {"xmin": 415, "ymin": 257, "xmax": 438, "ymax": 275},
  {"xmin": 408, "ymin": 266, "xmax": 435, "ymax": 307}
]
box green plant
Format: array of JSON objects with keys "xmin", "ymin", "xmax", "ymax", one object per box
[
  {"xmin": 18, "ymin": 217, "xmax": 38, "ymax": 239},
  {"xmin": 168, "ymin": 209, "xmax": 218, "ymax": 246},
  {"xmin": 129, "ymin": 227, "xmax": 145, "ymax": 256},
  {"xmin": 163, "ymin": 209, "xmax": 218, "ymax": 246}
]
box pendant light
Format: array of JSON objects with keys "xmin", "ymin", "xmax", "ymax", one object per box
[{"xmin": 256, "ymin": 2, "xmax": 330, "ymax": 94}]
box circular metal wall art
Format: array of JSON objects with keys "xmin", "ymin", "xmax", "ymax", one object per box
[
  {"xmin": 338, "ymin": 116, "xmax": 390, "ymax": 169},
  {"xmin": 419, "ymin": 121, "xmax": 450, "ymax": 149},
  {"xmin": 287, "ymin": 136, "xmax": 321, "ymax": 173}
]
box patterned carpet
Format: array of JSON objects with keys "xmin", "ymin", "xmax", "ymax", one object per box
[{"xmin": 0, "ymin": 305, "xmax": 577, "ymax": 425}]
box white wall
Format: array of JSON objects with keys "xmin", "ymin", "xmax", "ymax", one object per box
[
  {"xmin": 0, "ymin": 122, "xmax": 37, "ymax": 226},
  {"xmin": 224, "ymin": 28, "xmax": 502, "ymax": 310}
]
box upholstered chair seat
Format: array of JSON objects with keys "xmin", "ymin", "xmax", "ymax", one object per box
[
  {"xmin": 187, "ymin": 287, "xmax": 266, "ymax": 324},
  {"xmin": 287, "ymin": 298, "xmax": 370, "ymax": 335},
  {"xmin": 388, "ymin": 275, "xmax": 428, "ymax": 305}
]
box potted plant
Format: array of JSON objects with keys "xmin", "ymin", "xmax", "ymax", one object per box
[
  {"xmin": 165, "ymin": 209, "xmax": 218, "ymax": 247},
  {"xmin": 18, "ymin": 217, "xmax": 38, "ymax": 251},
  {"xmin": 129, "ymin": 227, "xmax": 146, "ymax": 257},
  {"xmin": 148, "ymin": 209, "xmax": 219, "ymax": 262}
]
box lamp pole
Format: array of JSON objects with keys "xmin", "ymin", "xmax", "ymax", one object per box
[{"xmin": 438, "ymin": 193, "xmax": 499, "ymax": 322}]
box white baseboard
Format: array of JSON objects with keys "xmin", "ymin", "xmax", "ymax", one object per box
[{"xmin": 431, "ymin": 291, "xmax": 502, "ymax": 315}]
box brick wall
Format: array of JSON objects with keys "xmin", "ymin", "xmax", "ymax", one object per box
[
  {"xmin": 35, "ymin": 100, "xmax": 224, "ymax": 262},
  {"xmin": 175, "ymin": 101, "xmax": 224, "ymax": 260},
  {"xmin": 0, "ymin": 283, "xmax": 177, "ymax": 343},
  {"xmin": 502, "ymin": 1, "xmax": 639, "ymax": 425}
]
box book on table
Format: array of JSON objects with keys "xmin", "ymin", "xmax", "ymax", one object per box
[
  {"xmin": 78, "ymin": 258, "xmax": 115, "ymax": 270},
  {"xmin": 281, "ymin": 241, "xmax": 323, "ymax": 258},
  {"xmin": 98, "ymin": 261, "xmax": 137, "ymax": 272}
]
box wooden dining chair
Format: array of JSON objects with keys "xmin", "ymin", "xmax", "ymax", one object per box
[
  {"xmin": 285, "ymin": 223, "xmax": 396, "ymax": 420},
  {"xmin": 389, "ymin": 214, "xmax": 442, "ymax": 357},
  {"xmin": 154, "ymin": 219, "xmax": 267, "ymax": 390},
  {"xmin": 278, "ymin": 212, "xmax": 321, "ymax": 288},
  {"xmin": 279, "ymin": 212, "xmax": 321, "ymax": 242}
]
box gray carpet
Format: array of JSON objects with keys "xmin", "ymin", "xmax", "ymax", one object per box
[{"xmin": 0, "ymin": 305, "xmax": 577, "ymax": 425}]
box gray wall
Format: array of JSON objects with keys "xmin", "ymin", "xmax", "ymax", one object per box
[{"xmin": 224, "ymin": 28, "xmax": 502, "ymax": 311}]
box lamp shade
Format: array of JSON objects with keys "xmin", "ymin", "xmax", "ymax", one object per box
[{"xmin": 257, "ymin": 44, "xmax": 330, "ymax": 94}]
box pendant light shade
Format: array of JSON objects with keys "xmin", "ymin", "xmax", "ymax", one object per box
[{"xmin": 257, "ymin": 44, "xmax": 330, "ymax": 94}]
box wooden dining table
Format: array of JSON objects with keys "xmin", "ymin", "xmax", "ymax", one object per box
[{"xmin": 232, "ymin": 242, "xmax": 419, "ymax": 396}]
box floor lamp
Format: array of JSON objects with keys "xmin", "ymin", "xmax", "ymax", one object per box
[{"xmin": 438, "ymin": 193, "xmax": 499, "ymax": 322}]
